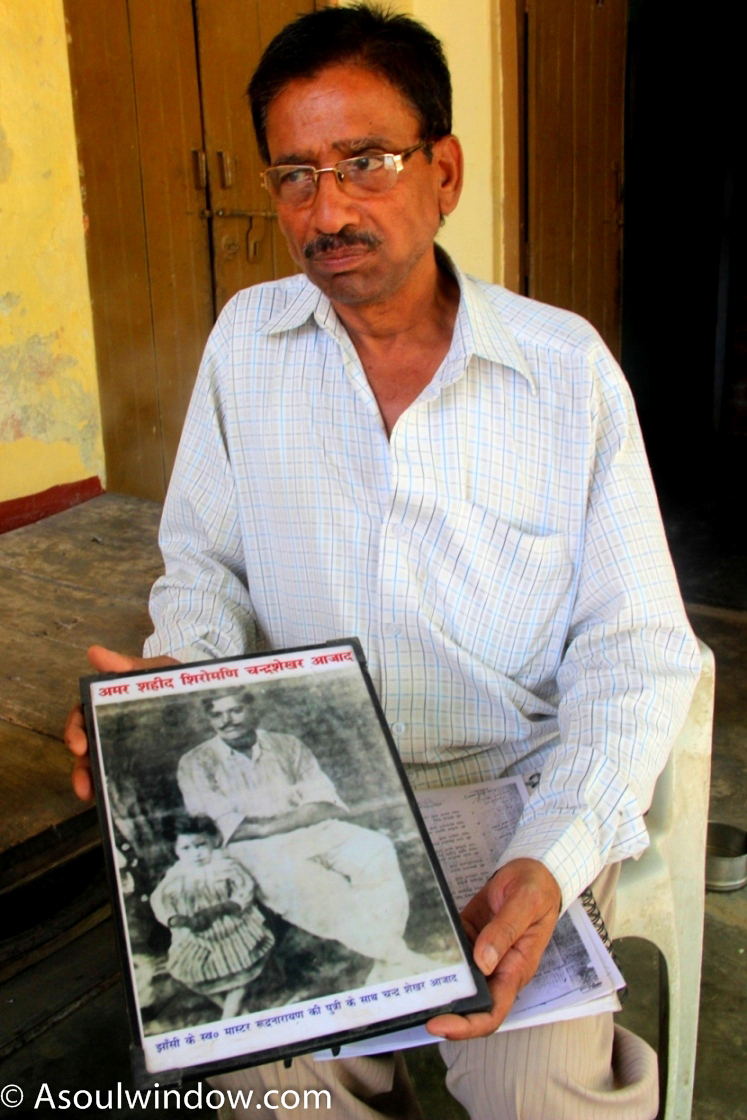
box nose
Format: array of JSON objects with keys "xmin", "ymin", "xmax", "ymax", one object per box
[{"xmin": 309, "ymin": 168, "xmax": 360, "ymax": 232}]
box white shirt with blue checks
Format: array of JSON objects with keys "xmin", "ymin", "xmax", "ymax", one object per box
[{"xmin": 145, "ymin": 256, "xmax": 701, "ymax": 908}]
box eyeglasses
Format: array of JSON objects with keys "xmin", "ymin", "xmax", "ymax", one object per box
[{"xmin": 261, "ymin": 142, "xmax": 427, "ymax": 207}]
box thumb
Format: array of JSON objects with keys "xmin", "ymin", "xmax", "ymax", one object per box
[{"xmin": 86, "ymin": 644, "xmax": 178, "ymax": 674}]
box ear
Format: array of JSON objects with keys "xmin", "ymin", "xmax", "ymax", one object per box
[{"xmin": 433, "ymin": 134, "xmax": 464, "ymax": 218}]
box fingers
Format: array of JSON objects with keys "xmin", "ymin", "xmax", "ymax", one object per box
[
  {"xmin": 87, "ymin": 644, "xmax": 179, "ymax": 674},
  {"xmin": 63, "ymin": 703, "xmax": 88, "ymax": 757},
  {"xmin": 427, "ymin": 858, "xmax": 562, "ymax": 1040},
  {"xmin": 63, "ymin": 648, "xmax": 123, "ymax": 766},
  {"xmin": 426, "ymin": 941, "xmax": 540, "ymax": 1039},
  {"xmin": 72, "ymin": 754, "xmax": 94, "ymax": 801},
  {"xmin": 65, "ymin": 704, "xmax": 94, "ymax": 801},
  {"xmin": 472, "ymin": 861, "xmax": 560, "ymax": 980},
  {"xmin": 86, "ymin": 644, "xmax": 139, "ymax": 675},
  {"xmin": 428, "ymin": 908, "xmax": 555, "ymax": 1039},
  {"xmin": 64, "ymin": 646, "xmax": 180, "ymax": 802}
]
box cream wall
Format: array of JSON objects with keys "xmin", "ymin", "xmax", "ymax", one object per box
[
  {"xmin": 0, "ymin": 0, "xmax": 104, "ymax": 503},
  {"xmin": 387, "ymin": 0, "xmax": 516, "ymax": 287}
]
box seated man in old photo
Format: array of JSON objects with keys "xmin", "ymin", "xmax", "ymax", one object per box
[
  {"xmin": 67, "ymin": 5, "xmax": 700, "ymax": 1117},
  {"xmin": 178, "ymin": 690, "xmax": 441, "ymax": 985}
]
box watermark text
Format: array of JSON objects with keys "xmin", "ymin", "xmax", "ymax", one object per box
[{"xmin": 0, "ymin": 1082, "xmax": 331, "ymax": 1111}]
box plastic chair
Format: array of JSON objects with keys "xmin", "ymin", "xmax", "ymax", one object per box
[{"xmin": 615, "ymin": 639, "xmax": 715, "ymax": 1120}]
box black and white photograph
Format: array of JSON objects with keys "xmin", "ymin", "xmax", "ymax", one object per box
[{"xmin": 83, "ymin": 641, "xmax": 489, "ymax": 1077}]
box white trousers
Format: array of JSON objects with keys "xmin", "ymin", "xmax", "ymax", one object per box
[
  {"xmin": 211, "ymin": 862, "xmax": 659, "ymax": 1119},
  {"xmin": 228, "ymin": 820, "xmax": 410, "ymax": 960}
]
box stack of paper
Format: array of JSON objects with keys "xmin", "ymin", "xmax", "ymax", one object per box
[{"xmin": 316, "ymin": 776, "xmax": 624, "ymax": 1059}]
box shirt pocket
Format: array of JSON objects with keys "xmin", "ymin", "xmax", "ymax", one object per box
[{"xmin": 412, "ymin": 501, "xmax": 573, "ymax": 681}]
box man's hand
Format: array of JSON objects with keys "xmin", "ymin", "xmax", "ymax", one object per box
[
  {"xmin": 426, "ymin": 857, "xmax": 562, "ymax": 1040},
  {"xmin": 64, "ymin": 645, "xmax": 179, "ymax": 801}
]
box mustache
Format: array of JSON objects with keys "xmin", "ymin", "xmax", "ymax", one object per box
[{"xmin": 303, "ymin": 229, "xmax": 381, "ymax": 260}]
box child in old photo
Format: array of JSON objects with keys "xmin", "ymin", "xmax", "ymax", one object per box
[{"xmin": 150, "ymin": 813, "xmax": 275, "ymax": 1019}]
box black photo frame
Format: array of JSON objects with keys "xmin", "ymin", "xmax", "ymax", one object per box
[{"xmin": 81, "ymin": 638, "xmax": 490, "ymax": 1084}]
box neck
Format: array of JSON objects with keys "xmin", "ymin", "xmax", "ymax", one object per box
[
  {"xmin": 329, "ymin": 248, "xmax": 460, "ymax": 434},
  {"xmin": 221, "ymin": 734, "xmax": 257, "ymax": 753},
  {"xmin": 331, "ymin": 246, "xmax": 458, "ymax": 349}
]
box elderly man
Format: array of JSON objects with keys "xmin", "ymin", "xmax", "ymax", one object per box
[{"xmin": 68, "ymin": 5, "xmax": 700, "ymax": 1118}]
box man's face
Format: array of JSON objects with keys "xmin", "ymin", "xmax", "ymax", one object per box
[
  {"xmin": 264, "ymin": 64, "xmax": 460, "ymax": 308},
  {"xmin": 206, "ymin": 696, "xmax": 257, "ymax": 749}
]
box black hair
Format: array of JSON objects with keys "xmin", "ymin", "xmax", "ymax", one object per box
[
  {"xmin": 248, "ymin": 3, "xmax": 452, "ymax": 164},
  {"xmin": 201, "ymin": 689, "xmax": 255, "ymax": 714},
  {"xmin": 165, "ymin": 812, "xmax": 221, "ymax": 846}
]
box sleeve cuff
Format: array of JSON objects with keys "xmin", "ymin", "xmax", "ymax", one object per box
[{"xmin": 495, "ymin": 814, "xmax": 603, "ymax": 913}]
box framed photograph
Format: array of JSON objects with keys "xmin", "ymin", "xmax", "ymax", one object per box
[{"xmin": 82, "ymin": 639, "xmax": 490, "ymax": 1083}]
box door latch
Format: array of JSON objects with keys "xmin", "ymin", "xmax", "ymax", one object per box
[{"xmin": 212, "ymin": 209, "xmax": 277, "ymax": 260}]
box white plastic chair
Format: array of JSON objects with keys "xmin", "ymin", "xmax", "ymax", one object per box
[{"xmin": 615, "ymin": 639, "xmax": 715, "ymax": 1120}]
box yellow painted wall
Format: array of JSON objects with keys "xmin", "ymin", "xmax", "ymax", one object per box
[
  {"xmin": 386, "ymin": 0, "xmax": 518, "ymax": 287},
  {"xmin": 0, "ymin": 0, "xmax": 104, "ymax": 503}
]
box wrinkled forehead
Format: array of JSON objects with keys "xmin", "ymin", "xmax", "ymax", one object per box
[{"xmin": 265, "ymin": 64, "xmax": 421, "ymax": 162}]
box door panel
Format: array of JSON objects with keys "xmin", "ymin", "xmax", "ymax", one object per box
[
  {"xmin": 196, "ymin": 0, "xmax": 312, "ymax": 312},
  {"xmin": 526, "ymin": 0, "xmax": 626, "ymax": 358},
  {"xmin": 65, "ymin": 0, "xmax": 163, "ymax": 499},
  {"xmin": 64, "ymin": 0, "xmax": 313, "ymax": 499},
  {"xmin": 128, "ymin": 0, "xmax": 215, "ymax": 481}
]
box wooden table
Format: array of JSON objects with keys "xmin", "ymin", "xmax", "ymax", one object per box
[{"xmin": 0, "ymin": 494, "xmax": 163, "ymax": 892}]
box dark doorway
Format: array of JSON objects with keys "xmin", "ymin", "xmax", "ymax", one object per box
[{"xmin": 621, "ymin": 2, "xmax": 746, "ymax": 607}]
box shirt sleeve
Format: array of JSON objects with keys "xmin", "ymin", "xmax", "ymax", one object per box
[
  {"xmin": 143, "ymin": 300, "xmax": 263, "ymax": 663},
  {"xmin": 221, "ymin": 857, "xmax": 257, "ymax": 907},
  {"xmin": 276, "ymin": 733, "xmax": 348, "ymax": 812},
  {"xmin": 150, "ymin": 870, "xmax": 177, "ymax": 926},
  {"xmin": 497, "ymin": 339, "xmax": 701, "ymax": 910}
]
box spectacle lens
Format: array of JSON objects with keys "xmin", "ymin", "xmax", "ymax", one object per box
[{"xmin": 262, "ymin": 144, "xmax": 425, "ymax": 207}]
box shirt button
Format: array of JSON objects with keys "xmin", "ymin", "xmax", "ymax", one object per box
[
  {"xmin": 391, "ymin": 524, "xmax": 407, "ymax": 539},
  {"xmin": 383, "ymin": 623, "xmax": 402, "ymax": 637},
  {"xmin": 391, "ymin": 722, "xmax": 407, "ymax": 735}
]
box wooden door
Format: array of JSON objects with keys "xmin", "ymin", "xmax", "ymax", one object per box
[
  {"xmin": 64, "ymin": 0, "xmax": 313, "ymax": 501},
  {"xmin": 523, "ymin": 0, "xmax": 627, "ymax": 358},
  {"xmin": 196, "ymin": 0, "xmax": 304, "ymax": 312},
  {"xmin": 128, "ymin": 0, "xmax": 218, "ymax": 485}
]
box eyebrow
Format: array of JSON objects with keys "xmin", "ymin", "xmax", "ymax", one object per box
[{"xmin": 269, "ymin": 136, "xmax": 399, "ymax": 166}]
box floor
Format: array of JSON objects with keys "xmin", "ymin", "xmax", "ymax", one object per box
[{"xmin": 0, "ymin": 496, "xmax": 745, "ymax": 1119}]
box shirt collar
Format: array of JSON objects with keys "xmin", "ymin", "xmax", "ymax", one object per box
[
  {"xmin": 210, "ymin": 731, "xmax": 264, "ymax": 761},
  {"xmin": 260, "ymin": 248, "xmax": 536, "ymax": 394},
  {"xmin": 439, "ymin": 247, "xmax": 536, "ymax": 393},
  {"xmin": 261, "ymin": 278, "xmax": 325, "ymax": 335}
]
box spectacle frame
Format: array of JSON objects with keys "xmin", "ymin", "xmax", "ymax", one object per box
[{"xmin": 260, "ymin": 142, "xmax": 428, "ymax": 207}]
